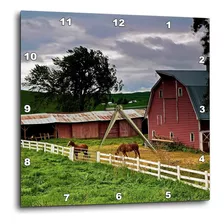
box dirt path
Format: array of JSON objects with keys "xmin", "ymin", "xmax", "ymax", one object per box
[{"xmin": 89, "ymin": 144, "xmax": 210, "ymax": 171}]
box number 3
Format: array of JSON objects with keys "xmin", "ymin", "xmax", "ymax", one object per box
[{"xmin": 200, "ymin": 106, "xmax": 205, "ymax": 113}]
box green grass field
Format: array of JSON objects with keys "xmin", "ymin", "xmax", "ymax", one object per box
[
  {"xmin": 95, "ymin": 91, "xmax": 150, "ymax": 110},
  {"xmin": 21, "ymin": 90, "xmax": 58, "ymax": 114},
  {"xmin": 21, "ymin": 90, "xmax": 150, "ymax": 114},
  {"xmin": 21, "ymin": 148, "xmax": 209, "ymax": 207}
]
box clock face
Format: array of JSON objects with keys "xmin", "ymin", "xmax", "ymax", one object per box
[{"xmin": 20, "ymin": 11, "xmax": 210, "ymax": 207}]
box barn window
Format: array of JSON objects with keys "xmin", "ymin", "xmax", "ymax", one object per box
[
  {"xmin": 178, "ymin": 87, "xmax": 183, "ymax": 97},
  {"xmin": 152, "ymin": 130, "xmax": 156, "ymax": 138},
  {"xmin": 159, "ymin": 90, "xmax": 163, "ymax": 98},
  {"xmin": 170, "ymin": 132, "xmax": 174, "ymax": 139},
  {"xmin": 157, "ymin": 115, "xmax": 162, "ymax": 125},
  {"xmin": 190, "ymin": 132, "xmax": 195, "ymax": 142}
]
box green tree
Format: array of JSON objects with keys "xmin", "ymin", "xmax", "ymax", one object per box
[
  {"xmin": 123, "ymin": 98, "xmax": 129, "ymax": 104},
  {"xmin": 192, "ymin": 18, "xmax": 210, "ymax": 111},
  {"xmin": 23, "ymin": 46, "xmax": 123, "ymax": 112},
  {"xmin": 117, "ymin": 97, "xmax": 124, "ymax": 104}
]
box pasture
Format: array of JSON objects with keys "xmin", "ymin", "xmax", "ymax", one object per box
[
  {"xmin": 40, "ymin": 136, "xmax": 210, "ymax": 172},
  {"xmin": 21, "ymin": 148, "xmax": 209, "ymax": 207},
  {"xmin": 21, "ymin": 90, "xmax": 149, "ymax": 114}
]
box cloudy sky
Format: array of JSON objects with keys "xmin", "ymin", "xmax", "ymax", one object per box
[{"xmin": 21, "ymin": 11, "xmax": 205, "ymax": 92}]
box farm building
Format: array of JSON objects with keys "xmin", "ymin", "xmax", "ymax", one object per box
[
  {"xmin": 21, "ymin": 109, "xmax": 146, "ymax": 140},
  {"xmin": 146, "ymin": 70, "xmax": 209, "ymax": 152}
]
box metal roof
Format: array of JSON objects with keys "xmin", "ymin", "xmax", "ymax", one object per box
[
  {"xmin": 156, "ymin": 70, "xmax": 208, "ymax": 86},
  {"xmin": 134, "ymin": 109, "xmax": 146, "ymax": 117},
  {"xmin": 187, "ymin": 86, "xmax": 209, "ymax": 120},
  {"xmin": 21, "ymin": 114, "xmax": 57, "ymax": 125},
  {"xmin": 146, "ymin": 70, "xmax": 209, "ymax": 120},
  {"xmin": 21, "ymin": 109, "xmax": 145, "ymax": 125}
]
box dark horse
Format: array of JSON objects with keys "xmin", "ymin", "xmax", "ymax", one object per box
[
  {"xmin": 67, "ymin": 140, "xmax": 89, "ymax": 159},
  {"xmin": 115, "ymin": 143, "xmax": 140, "ymax": 159}
]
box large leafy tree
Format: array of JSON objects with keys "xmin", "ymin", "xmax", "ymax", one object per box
[
  {"xmin": 192, "ymin": 18, "xmax": 210, "ymax": 110},
  {"xmin": 23, "ymin": 46, "xmax": 123, "ymax": 112}
]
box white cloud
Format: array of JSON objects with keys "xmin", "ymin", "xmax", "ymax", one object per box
[
  {"xmin": 21, "ymin": 15, "xmax": 206, "ymax": 92},
  {"xmin": 117, "ymin": 31, "xmax": 203, "ymax": 45},
  {"xmin": 102, "ymin": 50, "xmax": 125, "ymax": 60}
]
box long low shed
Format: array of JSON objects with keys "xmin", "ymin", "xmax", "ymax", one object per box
[{"xmin": 21, "ymin": 109, "xmax": 146, "ymax": 139}]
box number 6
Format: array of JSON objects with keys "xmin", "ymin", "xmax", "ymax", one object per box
[{"xmin": 116, "ymin": 193, "xmax": 122, "ymax": 200}]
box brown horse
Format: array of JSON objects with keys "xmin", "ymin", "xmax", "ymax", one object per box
[
  {"xmin": 115, "ymin": 143, "xmax": 140, "ymax": 159},
  {"xmin": 30, "ymin": 135, "xmax": 36, "ymax": 141},
  {"xmin": 67, "ymin": 140, "xmax": 89, "ymax": 159}
]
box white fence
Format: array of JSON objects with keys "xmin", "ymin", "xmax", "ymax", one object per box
[
  {"xmin": 21, "ymin": 140, "xmax": 210, "ymax": 191},
  {"xmin": 21, "ymin": 139, "xmax": 73, "ymax": 158},
  {"xmin": 21, "ymin": 140, "xmax": 97, "ymax": 162},
  {"xmin": 97, "ymin": 152, "xmax": 210, "ymax": 191}
]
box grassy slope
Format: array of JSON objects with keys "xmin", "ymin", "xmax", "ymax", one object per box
[
  {"xmin": 21, "ymin": 148, "xmax": 209, "ymax": 207},
  {"xmin": 95, "ymin": 91, "xmax": 150, "ymax": 110},
  {"xmin": 21, "ymin": 90, "xmax": 56, "ymax": 114},
  {"xmin": 21, "ymin": 90, "xmax": 150, "ymax": 114}
]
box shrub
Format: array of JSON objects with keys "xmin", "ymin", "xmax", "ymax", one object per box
[
  {"xmin": 162, "ymin": 141, "xmax": 201, "ymax": 153},
  {"xmin": 198, "ymin": 162, "xmax": 210, "ymax": 171}
]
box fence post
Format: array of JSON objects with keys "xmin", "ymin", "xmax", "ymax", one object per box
[
  {"xmin": 122, "ymin": 155, "xmax": 125, "ymax": 166},
  {"xmin": 62, "ymin": 147, "xmax": 64, "ymax": 156},
  {"xmin": 177, "ymin": 166, "xmax": 180, "ymax": 181},
  {"xmin": 21, "ymin": 140, "xmax": 24, "ymax": 148},
  {"xmin": 158, "ymin": 161, "xmax": 161, "ymax": 180},
  {"xmin": 36, "ymin": 142, "xmax": 38, "ymax": 151},
  {"xmin": 109, "ymin": 153, "xmax": 112, "ymax": 164},
  {"xmin": 69, "ymin": 147, "xmax": 74, "ymax": 161},
  {"xmin": 96, "ymin": 151, "xmax": 100, "ymax": 163},
  {"xmin": 204, "ymin": 171, "xmax": 209, "ymax": 190},
  {"xmin": 28, "ymin": 141, "xmax": 31, "ymax": 149},
  {"xmin": 136, "ymin": 157, "xmax": 140, "ymax": 171},
  {"xmin": 51, "ymin": 144, "xmax": 54, "ymax": 153},
  {"xmin": 44, "ymin": 143, "xmax": 46, "ymax": 152}
]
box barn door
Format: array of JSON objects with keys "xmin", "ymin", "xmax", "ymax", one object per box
[
  {"xmin": 200, "ymin": 131, "xmax": 210, "ymax": 152},
  {"xmin": 203, "ymin": 132, "xmax": 210, "ymax": 153}
]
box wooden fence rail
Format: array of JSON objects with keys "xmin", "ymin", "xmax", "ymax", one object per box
[
  {"xmin": 97, "ymin": 152, "xmax": 210, "ymax": 191},
  {"xmin": 21, "ymin": 140, "xmax": 210, "ymax": 191},
  {"xmin": 21, "ymin": 140, "xmax": 97, "ymax": 162}
]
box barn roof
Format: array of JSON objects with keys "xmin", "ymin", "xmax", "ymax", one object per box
[
  {"xmin": 21, "ymin": 109, "xmax": 146, "ymax": 125},
  {"xmin": 146, "ymin": 70, "xmax": 209, "ymax": 120},
  {"xmin": 156, "ymin": 70, "xmax": 208, "ymax": 86}
]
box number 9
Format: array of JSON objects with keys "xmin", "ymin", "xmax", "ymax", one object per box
[{"xmin": 24, "ymin": 105, "xmax": 31, "ymax": 113}]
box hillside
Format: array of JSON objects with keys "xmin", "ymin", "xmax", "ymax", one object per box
[
  {"xmin": 21, "ymin": 90, "xmax": 150, "ymax": 114},
  {"xmin": 21, "ymin": 148, "xmax": 209, "ymax": 207}
]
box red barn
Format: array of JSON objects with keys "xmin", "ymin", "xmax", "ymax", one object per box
[
  {"xmin": 146, "ymin": 70, "xmax": 209, "ymax": 152},
  {"xmin": 21, "ymin": 109, "xmax": 145, "ymax": 140}
]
